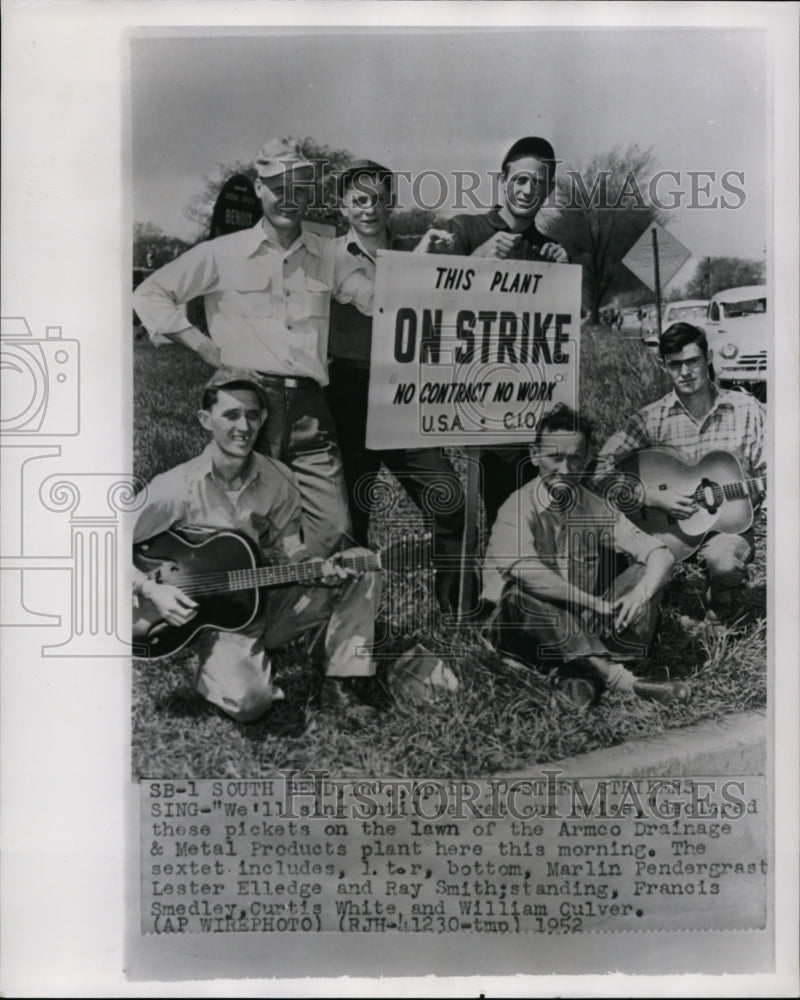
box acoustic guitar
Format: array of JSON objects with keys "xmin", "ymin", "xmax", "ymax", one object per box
[
  {"xmin": 613, "ymin": 448, "xmax": 766, "ymax": 562},
  {"xmin": 133, "ymin": 528, "xmax": 430, "ymax": 659}
]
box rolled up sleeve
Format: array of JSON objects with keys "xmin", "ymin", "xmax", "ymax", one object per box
[
  {"xmin": 133, "ymin": 244, "xmax": 219, "ymax": 344},
  {"xmin": 612, "ymin": 511, "xmax": 667, "ymax": 564}
]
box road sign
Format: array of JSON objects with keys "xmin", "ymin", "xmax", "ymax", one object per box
[
  {"xmin": 210, "ymin": 174, "xmax": 262, "ymax": 238},
  {"xmin": 622, "ymin": 223, "xmax": 691, "ymax": 291}
]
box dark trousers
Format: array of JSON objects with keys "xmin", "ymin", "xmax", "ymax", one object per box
[
  {"xmin": 327, "ymin": 360, "xmax": 477, "ymax": 611},
  {"xmin": 253, "ymin": 378, "xmax": 350, "ymax": 559},
  {"xmin": 491, "ymin": 563, "xmax": 660, "ymax": 671},
  {"xmin": 479, "ymin": 446, "xmax": 538, "ymax": 532}
]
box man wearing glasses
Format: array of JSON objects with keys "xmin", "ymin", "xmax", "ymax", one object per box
[
  {"xmin": 134, "ymin": 138, "xmax": 374, "ymax": 558},
  {"xmin": 326, "ymin": 160, "xmax": 475, "ymax": 612},
  {"xmin": 594, "ymin": 323, "xmax": 766, "ymax": 623}
]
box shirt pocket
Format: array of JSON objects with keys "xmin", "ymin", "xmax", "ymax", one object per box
[
  {"xmin": 228, "ymin": 261, "xmax": 274, "ymax": 319},
  {"xmin": 286, "ymin": 275, "xmax": 330, "ymax": 324}
]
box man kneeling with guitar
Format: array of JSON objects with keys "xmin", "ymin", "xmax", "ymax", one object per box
[
  {"xmin": 595, "ymin": 322, "xmax": 766, "ymax": 624},
  {"xmin": 133, "ymin": 368, "xmax": 380, "ymax": 725}
]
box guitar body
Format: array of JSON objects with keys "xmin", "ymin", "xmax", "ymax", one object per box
[
  {"xmin": 615, "ymin": 449, "xmax": 756, "ymax": 562},
  {"xmin": 133, "ymin": 528, "xmax": 392, "ymax": 660},
  {"xmin": 133, "ymin": 529, "xmax": 261, "ymax": 659}
]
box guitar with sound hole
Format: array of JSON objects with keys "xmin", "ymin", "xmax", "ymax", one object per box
[
  {"xmin": 133, "ymin": 528, "xmax": 431, "ymax": 659},
  {"xmin": 613, "ymin": 448, "xmax": 766, "ymax": 562}
]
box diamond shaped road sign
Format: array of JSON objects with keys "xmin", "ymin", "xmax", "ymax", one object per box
[{"xmin": 622, "ymin": 223, "xmax": 692, "ymax": 291}]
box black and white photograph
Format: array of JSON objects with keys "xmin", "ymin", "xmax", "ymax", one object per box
[
  {"xmin": 130, "ymin": 28, "xmax": 769, "ymax": 777},
  {"xmin": 2, "ymin": 2, "xmax": 798, "ymax": 995}
]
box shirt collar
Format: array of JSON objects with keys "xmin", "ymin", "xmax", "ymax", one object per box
[
  {"xmin": 242, "ymin": 219, "xmax": 311, "ymax": 259},
  {"xmin": 526, "ymin": 474, "xmax": 586, "ymax": 516},
  {"xmin": 666, "ymin": 382, "xmax": 729, "ymax": 420},
  {"xmin": 487, "ymin": 205, "xmax": 542, "ymax": 242},
  {"xmin": 197, "ymin": 444, "xmax": 261, "ymax": 490},
  {"xmin": 345, "ymin": 227, "xmax": 394, "ymax": 262}
]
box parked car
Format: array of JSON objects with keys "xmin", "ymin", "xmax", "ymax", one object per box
[
  {"xmin": 641, "ymin": 299, "xmax": 709, "ymax": 351},
  {"xmin": 638, "ymin": 306, "xmax": 659, "ymax": 349},
  {"xmin": 702, "ymin": 285, "xmax": 767, "ymax": 400}
]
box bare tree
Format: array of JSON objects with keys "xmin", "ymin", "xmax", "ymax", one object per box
[
  {"xmin": 681, "ymin": 256, "xmax": 766, "ymax": 300},
  {"xmin": 548, "ymin": 144, "xmax": 668, "ymax": 323}
]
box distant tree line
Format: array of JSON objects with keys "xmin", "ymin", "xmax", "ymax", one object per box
[{"xmin": 134, "ymin": 136, "xmax": 766, "ymax": 318}]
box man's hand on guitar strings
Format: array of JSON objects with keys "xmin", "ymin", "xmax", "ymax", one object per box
[
  {"xmin": 141, "ymin": 579, "xmax": 198, "ymax": 626},
  {"xmin": 314, "ymin": 547, "xmax": 373, "ymax": 587},
  {"xmin": 645, "ymin": 486, "xmax": 698, "ymax": 520}
]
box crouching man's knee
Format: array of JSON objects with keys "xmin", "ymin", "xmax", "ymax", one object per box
[
  {"xmin": 195, "ymin": 632, "xmax": 285, "ymax": 722},
  {"xmin": 699, "ymin": 533, "xmax": 753, "ymax": 587}
]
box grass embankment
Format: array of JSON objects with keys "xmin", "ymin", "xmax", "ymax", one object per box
[{"xmin": 132, "ymin": 330, "xmax": 767, "ymax": 778}]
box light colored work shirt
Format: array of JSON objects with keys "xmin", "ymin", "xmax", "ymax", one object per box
[
  {"xmin": 133, "ymin": 446, "xmax": 306, "ymax": 564},
  {"xmin": 482, "ymin": 476, "xmax": 666, "ymax": 604},
  {"xmin": 133, "ymin": 222, "xmax": 374, "ymax": 385}
]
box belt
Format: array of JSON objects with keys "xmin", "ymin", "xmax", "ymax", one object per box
[{"xmin": 255, "ymin": 371, "xmax": 320, "ymax": 390}]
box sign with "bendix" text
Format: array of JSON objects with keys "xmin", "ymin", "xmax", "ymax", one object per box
[{"xmin": 366, "ymin": 251, "xmax": 582, "ymax": 448}]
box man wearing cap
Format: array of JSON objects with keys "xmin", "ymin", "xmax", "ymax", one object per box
[
  {"xmin": 415, "ymin": 137, "xmax": 571, "ymax": 536},
  {"xmin": 326, "ymin": 159, "xmax": 476, "ymax": 611},
  {"xmin": 134, "ymin": 138, "xmax": 375, "ymax": 559},
  {"xmin": 132, "ymin": 367, "xmax": 380, "ymax": 725}
]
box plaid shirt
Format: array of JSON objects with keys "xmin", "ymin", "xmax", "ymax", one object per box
[{"xmin": 594, "ymin": 386, "xmax": 766, "ymax": 483}]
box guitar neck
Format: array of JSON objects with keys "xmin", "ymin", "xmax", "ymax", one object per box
[
  {"xmin": 227, "ymin": 552, "xmax": 380, "ymax": 594},
  {"xmin": 721, "ymin": 475, "xmax": 766, "ymax": 502}
]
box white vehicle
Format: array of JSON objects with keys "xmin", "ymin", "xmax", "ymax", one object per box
[
  {"xmin": 641, "ymin": 299, "xmax": 708, "ymax": 351},
  {"xmin": 703, "ymin": 285, "xmax": 767, "ymax": 399}
]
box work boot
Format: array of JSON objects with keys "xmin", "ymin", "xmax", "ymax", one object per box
[
  {"xmin": 555, "ymin": 674, "xmax": 602, "ymax": 709},
  {"xmin": 553, "ymin": 661, "xmax": 603, "ymax": 708},
  {"xmin": 633, "ymin": 678, "xmax": 691, "ymax": 706},
  {"xmin": 319, "ymin": 677, "xmax": 381, "ymax": 728}
]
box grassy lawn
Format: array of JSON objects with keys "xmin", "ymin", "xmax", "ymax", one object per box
[{"xmin": 132, "ymin": 329, "xmax": 767, "ymax": 779}]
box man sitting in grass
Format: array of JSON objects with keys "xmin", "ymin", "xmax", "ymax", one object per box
[
  {"xmin": 481, "ymin": 403, "xmax": 691, "ymax": 707},
  {"xmin": 594, "ymin": 322, "xmax": 766, "ymax": 625},
  {"xmin": 133, "ymin": 368, "xmax": 380, "ymax": 726}
]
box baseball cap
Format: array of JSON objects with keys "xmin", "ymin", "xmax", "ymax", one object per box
[
  {"xmin": 254, "ymin": 137, "xmax": 314, "ymax": 179},
  {"xmin": 337, "ymin": 158, "xmax": 393, "ymax": 200},
  {"xmin": 204, "ymin": 367, "xmax": 267, "ymax": 408},
  {"xmin": 501, "ymin": 136, "xmax": 556, "ymax": 174}
]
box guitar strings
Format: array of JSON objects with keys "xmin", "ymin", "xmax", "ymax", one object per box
[
  {"xmin": 153, "ymin": 554, "xmax": 379, "ymax": 597},
  {"xmin": 142, "ymin": 539, "xmax": 432, "ymax": 598}
]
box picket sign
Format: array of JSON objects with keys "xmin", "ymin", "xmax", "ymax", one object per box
[{"xmin": 366, "ymin": 251, "xmax": 582, "ymax": 615}]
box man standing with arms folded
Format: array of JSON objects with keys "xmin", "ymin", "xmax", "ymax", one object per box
[
  {"xmin": 134, "ymin": 138, "xmax": 374, "ymax": 558},
  {"xmin": 415, "ymin": 136, "xmax": 571, "ymax": 534},
  {"xmin": 594, "ymin": 322, "xmax": 766, "ymax": 624},
  {"xmin": 326, "ymin": 160, "xmax": 475, "ymax": 611}
]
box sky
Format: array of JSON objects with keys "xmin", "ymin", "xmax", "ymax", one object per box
[{"xmin": 131, "ymin": 27, "xmax": 769, "ymax": 287}]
